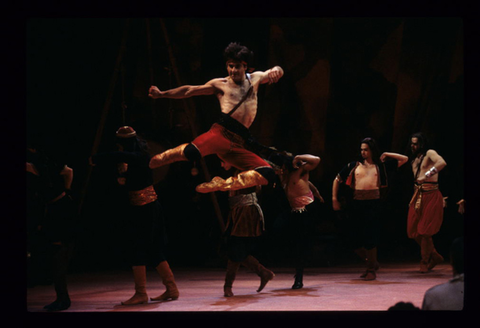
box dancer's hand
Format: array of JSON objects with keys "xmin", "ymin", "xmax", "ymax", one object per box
[
  {"xmin": 149, "ymin": 86, "xmax": 162, "ymax": 99},
  {"xmin": 26, "ymin": 162, "xmax": 39, "ymax": 175},
  {"xmin": 332, "ymin": 199, "xmax": 341, "ymax": 211},
  {"xmin": 292, "ymin": 157, "xmax": 305, "ymax": 169},
  {"xmin": 267, "ymin": 66, "xmax": 283, "ymax": 84},
  {"xmin": 457, "ymin": 199, "xmax": 465, "ymax": 214}
]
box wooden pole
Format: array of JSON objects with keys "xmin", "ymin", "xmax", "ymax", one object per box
[
  {"xmin": 78, "ymin": 19, "xmax": 130, "ymax": 213},
  {"xmin": 145, "ymin": 18, "xmax": 157, "ymax": 122},
  {"xmin": 159, "ymin": 18, "xmax": 225, "ymax": 232}
]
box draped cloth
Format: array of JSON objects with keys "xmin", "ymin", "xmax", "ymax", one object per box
[
  {"xmin": 289, "ymin": 190, "xmax": 314, "ymax": 213},
  {"xmin": 227, "ymin": 192, "xmax": 264, "ymax": 237},
  {"xmin": 407, "ymin": 183, "xmax": 444, "ymax": 238}
]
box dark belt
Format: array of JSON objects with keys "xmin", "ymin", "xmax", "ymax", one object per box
[
  {"xmin": 217, "ymin": 113, "xmax": 252, "ymax": 141},
  {"xmin": 217, "ymin": 113, "xmax": 281, "ymax": 159}
]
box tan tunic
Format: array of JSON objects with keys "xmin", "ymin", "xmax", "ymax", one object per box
[{"xmin": 226, "ymin": 187, "xmax": 264, "ymax": 237}]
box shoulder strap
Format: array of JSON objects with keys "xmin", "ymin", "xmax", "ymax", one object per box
[
  {"xmin": 226, "ymin": 74, "xmax": 253, "ymax": 117},
  {"xmin": 414, "ymin": 154, "xmax": 425, "ymax": 180}
]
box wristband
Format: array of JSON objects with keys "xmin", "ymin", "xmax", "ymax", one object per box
[{"xmin": 425, "ymin": 166, "xmax": 438, "ymax": 178}]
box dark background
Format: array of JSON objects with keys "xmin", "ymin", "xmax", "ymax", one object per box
[{"xmin": 26, "ymin": 18, "xmax": 465, "ymax": 272}]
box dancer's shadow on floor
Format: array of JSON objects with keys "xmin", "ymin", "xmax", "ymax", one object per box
[
  {"xmin": 337, "ymin": 279, "xmax": 406, "ymax": 285},
  {"xmin": 269, "ymin": 287, "xmax": 320, "ymax": 297},
  {"xmin": 210, "ymin": 287, "xmax": 321, "ymax": 310},
  {"xmin": 210, "ymin": 293, "xmax": 264, "ymax": 309},
  {"xmin": 110, "ymin": 300, "xmax": 174, "ymax": 312}
]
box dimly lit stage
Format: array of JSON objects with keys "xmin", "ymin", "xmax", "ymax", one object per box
[{"xmin": 27, "ymin": 262, "xmax": 453, "ymax": 312}]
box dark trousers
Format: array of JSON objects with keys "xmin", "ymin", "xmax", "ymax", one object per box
[
  {"xmin": 226, "ymin": 236, "xmax": 259, "ymax": 263},
  {"xmin": 124, "ymin": 201, "xmax": 168, "ymax": 267},
  {"xmin": 348, "ymin": 199, "xmax": 382, "ymax": 250},
  {"xmin": 289, "ymin": 203, "xmax": 316, "ymax": 270}
]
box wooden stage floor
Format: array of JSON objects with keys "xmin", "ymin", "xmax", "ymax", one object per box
[{"xmin": 26, "ymin": 261, "xmax": 460, "ymax": 313}]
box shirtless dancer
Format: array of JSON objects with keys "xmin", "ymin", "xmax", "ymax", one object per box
[
  {"xmin": 148, "ymin": 42, "xmax": 283, "ymax": 191},
  {"xmin": 407, "ymin": 132, "xmax": 447, "ymax": 273},
  {"xmin": 269, "ymin": 152, "xmax": 324, "ymax": 289},
  {"xmin": 332, "ymin": 138, "xmax": 407, "ymax": 280},
  {"xmin": 281, "ymin": 154, "xmax": 324, "ymax": 289}
]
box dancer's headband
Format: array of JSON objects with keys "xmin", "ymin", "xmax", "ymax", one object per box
[{"xmin": 116, "ymin": 126, "xmax": 136, "ymax": 138}]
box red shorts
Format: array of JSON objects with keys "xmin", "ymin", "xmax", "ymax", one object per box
[
  {"xmin": 407, "ymin": 189, "xmax": 444, "ymax": 238},
  {"xmin": 192, "ymin": 123, "xmax": 270, "ymax": 171}
]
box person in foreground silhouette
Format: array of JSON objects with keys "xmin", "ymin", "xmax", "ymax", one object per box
[
  {"xmin": 26, "ymin": 144, "xmax": 78, "ymax": 311},
  {"xmin": 421, "ymin": 236, "xmax": 464, "ymax": 310}
]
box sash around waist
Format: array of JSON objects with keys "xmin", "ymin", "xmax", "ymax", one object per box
[
  {"xmin": 413, "ymin": 182, "xmax": 439, "ymax": 192},
  {"xmin": 353, "ymin": 189, "xmax": 380, "ymax": 200},
  {"xmin": 409, "ymin": 182, "xmax": 440, "ymax": 210},
  {"xmin": 229, "ymin": 193, "xmax": 259, "ymax": 209}
]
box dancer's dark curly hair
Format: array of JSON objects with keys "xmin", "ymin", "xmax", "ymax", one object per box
[
  {"xmin": 268, "ymin": 151, "xmax": 296, "ymax": 172},
  {"xmin": 224, "ymin": 42, "xmax": 254, "ymax": 65}
]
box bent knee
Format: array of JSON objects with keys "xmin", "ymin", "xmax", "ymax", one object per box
[
  {"xmin": 255, "ymin": 167, "xmax": 276, "ymax": 185},
  {"xmin": 184, "ymin": 143, "xmax": 202, "ymax": 162}
]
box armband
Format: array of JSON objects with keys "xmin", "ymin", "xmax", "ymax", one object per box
[{"xmin": 425, "ymin": 166, "xmax": 438, "ymax": 178}]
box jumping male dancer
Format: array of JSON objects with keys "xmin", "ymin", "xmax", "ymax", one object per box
[{"xmin": 148, "ymin": 42, "xmax": 284, "ymax": 191}]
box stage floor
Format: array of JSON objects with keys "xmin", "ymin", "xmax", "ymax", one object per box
[{"xmin": 26, "ymin": 261, "xmax": 458, "ymax": 312}]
